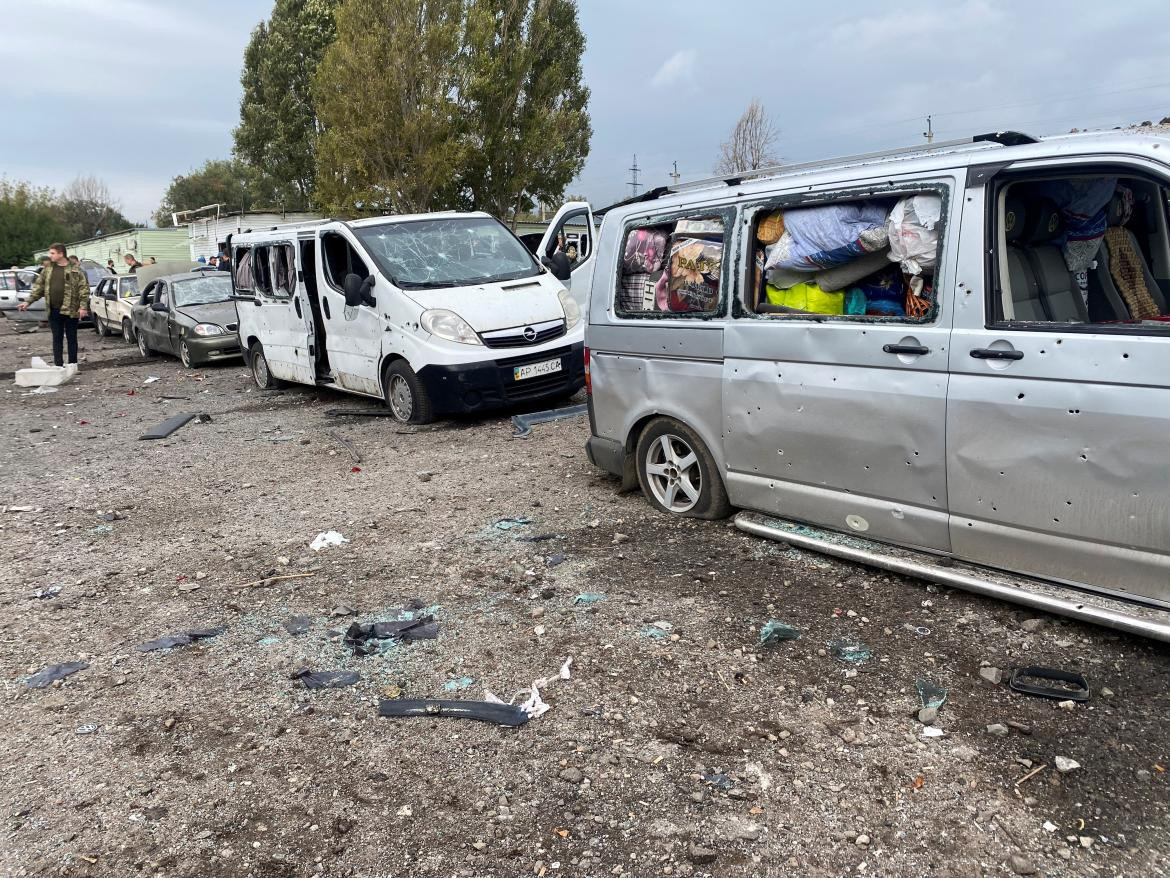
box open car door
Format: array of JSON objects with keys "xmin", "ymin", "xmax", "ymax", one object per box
[{"xmin": 536, "ymin": 201, "xmax": 595, "ymax": 308}]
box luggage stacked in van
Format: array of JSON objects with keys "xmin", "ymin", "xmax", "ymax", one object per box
[
  {"xmin": 618, "ymin": 218, "xmax": 725, "ymax": 314},
  {"xmin": 755, "ymin": 194, "xmax": 942, "ymax": 318}
]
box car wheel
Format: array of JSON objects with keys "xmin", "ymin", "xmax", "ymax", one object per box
[
  {"xmin": 383, "ymin": 360, "xmax": 433, "ymax": 425},
  {"xmin": 179, "ymin": 340, "xmax": 194, "ymax": 369},
  {"xmin": 635, "ymin": 417, "xmax": 730, "ymax": 520},
  {"xmin": 122, "ymin": 319, "xmax": 133, "ymax": 343},
  {"xmin": 249, "ymin": 342, "xmax": 278, "ymax": 389},
  {"xmin": 94, "ymin": 316, "xmax": 108, "ymax": 337},
  {"xmin": 137, "ymin": 329, "xmax": 152, "ymax": 358}
]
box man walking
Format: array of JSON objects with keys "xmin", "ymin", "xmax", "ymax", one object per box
[
  {"xmin": 123, "ymin": 252, "xmax": 143, "ymax": 274},
  {"xmin": 18, "ymin": 243, "xmax": 89, "ymax": 367}
]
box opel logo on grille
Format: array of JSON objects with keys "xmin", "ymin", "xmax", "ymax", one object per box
[{"xmin": 522, "ymin": 326, "xmax": 537, "ymax": 341}]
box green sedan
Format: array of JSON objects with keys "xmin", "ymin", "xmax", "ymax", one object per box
[{"xmin": 131, "ymin": 271, "xmax": 242, "ymax": 368}]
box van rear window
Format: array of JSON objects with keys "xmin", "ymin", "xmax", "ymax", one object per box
[{"xmin": 615, "ymin": 216, "xmax": 726, "ymax": 316}]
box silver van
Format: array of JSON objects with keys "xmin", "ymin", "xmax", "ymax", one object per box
[{"xmin": 581, "ymin": 130, "xmax": 1170, "ymax": 641}]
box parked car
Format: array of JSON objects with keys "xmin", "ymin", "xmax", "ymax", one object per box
[
  {"xmin": 578, "ymin": 129, "xmax": 1170, "ymax": 640},
  {"xmin": 0, "ymin": 264, "xmax": 102, "ymax": 326},
  {"xmin": 0, "ymin": 268, "xmax": 37, "ymax": 309},
  {"xmin": 90, "ymin": 275, "xmax": 139, "ymax": 341},
  {"xmin": 131, "ymin": 267, "xmax": 241, "ymax": 367},
  {"xmin": 229, "ymin": 211, "xmax": 585, "ymax": 424}
]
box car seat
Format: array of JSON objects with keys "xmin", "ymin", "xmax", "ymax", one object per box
[
  {"xmin": 1019, "ymin": 198, "xmax": 1088, "ymax": 323},
  {"xmin": 1003, "ymin": 196, "xmax": 1045, "ymax": 320},
  {"xmin": 1088, "ymin": 191, "xmax": 1168, "ymax": 321}
]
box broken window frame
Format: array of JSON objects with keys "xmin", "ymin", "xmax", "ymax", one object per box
[
  {"xmin": 320, "ymin": 231, "xmax": 370, "ymax": 294},
  {"xmin": 983, "ymin": 162, "xmax": 1170, "ymax": 335},
  {"xmin": 735, "ymin": 181, "xmax": 950, "ymax": 326},
  {"xmin": 613, "ymin": 204, "xmax": 738, "ymax": 321}
]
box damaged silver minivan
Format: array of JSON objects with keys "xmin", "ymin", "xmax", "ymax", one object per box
[{"xmin": 581, "ymin": 130, "xmax": 1170, "ymax": 641}]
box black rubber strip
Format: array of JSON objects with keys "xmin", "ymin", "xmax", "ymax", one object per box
[
  {"xmin": 140, "ymin": 413, "xmax": 198, "ymax": 440},
  {"xmin": 377, "ymin": 698, "xmax": 529, "ymax": 727},
  {"xmin": 1009, "ymin": 666, "xmax": 1091, "ymax": 701}
]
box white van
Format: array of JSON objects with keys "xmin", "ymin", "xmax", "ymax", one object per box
[
  {"xmin": 230, "ymin": 212, "xmax": 585, "ymax": 423},
  {"xmin": 577, "ymin": 130, "xmax": 1170, "ymax": 642}
]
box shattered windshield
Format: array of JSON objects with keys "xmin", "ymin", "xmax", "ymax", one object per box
[
  {"xmin": 354, "ymin": 216, "xmax": 540, "ymax": 289},
  {"xmin": 173, "ymin": 275, "xmax": 232, "ymax": 307}
]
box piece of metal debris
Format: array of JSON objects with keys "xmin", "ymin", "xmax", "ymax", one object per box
[
  {"xmin": 511, "ymin": 403, "xmax": 588, "ymax": 438},
  {"xmin": 27, "ymin": 661, "xmax": 89, "ymax": 688},
  {"xmin": 344, "ymin": 614, "xmax": 439, "ymax": 655},
  {"xmin": 139, "ymin": 413, "xmax": 199, "ymax": 441},
  {"xmin": 377, "ymin": 698, "xmax": 530, "ymax": 727},
  {"xmin": 292, "ymin": 670, "xmax": 360, "ymax": 689},
  {"xmin": 136, "ymin": 627, "xmax": 225, "ymax": 652},
  {"xmin": 1009, "ymin": 667, "xmax": 1091, "ymax": 702}
]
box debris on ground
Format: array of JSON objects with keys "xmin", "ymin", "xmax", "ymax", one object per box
[
  {"xmin": 1010, "ymin": 666, "xmax": 1091, "ymax": 701},
  {"xmin": 979, "ymin": 665, "xmax": 1004, "ymax": 684},
  {"xmin": 1055, "ymin": 756, "xmax": 1082, "ymax": 773},
  {"xmin": 640, "ymin": 621, "xmax": 673, "ymax": 640},
  {"xmin": 484, "ymin": 657, "xmax": 572, "ymax": 719},
  {"xmin": 546, "ymin": 553, "xmax": 566, "ymax": 567},
  {"xmin": 344, "ymin": 611, "xmax": 439, "ymax": 655},
  {"xmin": 442, "ymin": 676, "xmax": 474, "ymax": 691},
  {"xmin": 26, "ymin": 661, "xmax": 89, "ymax": 688},
  {"xmin": 701, "ymin": 772, "xmax": 734, "ymax": 791},
  {"xmin": 309, "ymin": 530, "xmax": 348, "ymax": 551},
  {"xmin": 291, "ymin": 669, "xmax": 360, "ymax": 689},
  {"xmin": 283, "ymin": 617, "xmax": 313, "ymax": 636},
  {"xmin": 511, "ymin": 403, "xmax": 589, "ymax": 438},
  {"xmin": 827, "ymin": 638, "xmax": 872, "ymax": 664},
  {"xmin": 377, "ymin": 698, "xmax": 530, "ymax": 727},
  {"xmin": 15, "ymin": 356, "xmax": 75, "ymax": 388},
  {"xmin": 136, "ymin": 626, "xmax": 225, "ymax": 652},
  {"xmin": 759, "ymin": 620, "xmax": 801, "ymax": 645},
  {"xmin": 32, "ymin": 585, "xmax": 62, "ymax": 599},
  {"xmin": 493, "ymin": 517, "xmax": 532, "ymax": 531},
  {"xmin": 325, "ymin": 407, "xmax": 395, "ymax": 417},
  {"xmin": 139, "ymin": 412, "xmax": 199, "ymax": 440},
  {"xmin": 326, "ymin": 429, "xmax": 361, "ymax": 464},
  {"xmin": 573, "ymin": 592, "xmax": 606, "ymax": 605},
  {"xmin": 916, "ymin": 678, "xmax": 948, "ymax": 710}
]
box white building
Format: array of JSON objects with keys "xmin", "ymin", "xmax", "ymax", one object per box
[{"xmin": 179, "ymin": 206, "xmax": 322, "ymax": 261}]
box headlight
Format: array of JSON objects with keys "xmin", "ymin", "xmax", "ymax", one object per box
[
  {"xmin": 558, "ymin": 289, "xmax": 581, "ymax": 329},
  {"xmin": 192, "ymin": 323, "xmax": 225, "ymax": 336},
  {"xmin": 420, "ymin": 309, "xmax": 481, "ymax": 345}
]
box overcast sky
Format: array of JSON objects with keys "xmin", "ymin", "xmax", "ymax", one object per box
[{"xmin": 4, "ymin": 0, "xmax": 1169, "ymax": 226}]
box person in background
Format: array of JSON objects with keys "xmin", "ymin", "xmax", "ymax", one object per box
[
  {"xmin": 208, "ymin": 255, "xmax": 219, "ymax": 268},
  {"xmin": 147, "ymin": 256, "xmax": 157, "ymax": 265},
  {"xmin": 18, "ymin": 242, "xmax": 89, "ymax": 367},
  {"xmin": 106, "ymin": 259, "xmax": 117, "ymax": 274},
  {"xmin": 67, "ymin": 255, "xmax": 80, "ymax": 268},
  {"xmin": 218, "ymin": 246, "xmax": 232, "ymax": 271},
  {"xmin": 123, "ymin": 253, "xmax": 143, "ymax": 274}
]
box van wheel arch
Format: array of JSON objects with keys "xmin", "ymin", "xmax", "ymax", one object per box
[{"xmin": 631, "ymin": 415, "xmax": 730, "ymax": 519}]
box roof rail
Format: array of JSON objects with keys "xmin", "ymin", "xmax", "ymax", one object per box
[{"xmin": 595, "ymin": 130, "xmax": 1038, "ymax": 215}]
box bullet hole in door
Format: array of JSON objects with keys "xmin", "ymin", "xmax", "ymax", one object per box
[{"xmin": 1017, "ymin": 393, "xmax": 1025, "ymax": 399}]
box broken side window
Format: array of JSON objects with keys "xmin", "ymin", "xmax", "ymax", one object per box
[
  {"xmin": 615, "ymin": 213, "xmax": 729, "ymax": 317},
  {"xmin": 321, "ymin": 232, "xmax": 369, "ymax": 292},
  {"xmin": 234, "ymin": 246, "xmax": 253, "ymax": 292}
]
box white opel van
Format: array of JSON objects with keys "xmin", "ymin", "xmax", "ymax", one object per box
[
  {"xmin": 577, "ymin": 130, "xmax": 1170, "ymax": 642},
  {"xmin": 230, "ymin": 212, "xmax": 585, "ymax": 423}
]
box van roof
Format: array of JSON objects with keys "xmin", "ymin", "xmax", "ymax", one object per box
[
  {"xmin": 230, "ymin": 210, "xmax": 498, "ymax": 243},
  {"xmin": 599, "ymin": 129, "xmax": 1170, "ymax": 219}
]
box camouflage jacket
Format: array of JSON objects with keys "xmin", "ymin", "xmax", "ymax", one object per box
[{"xmin": 27, "ymin": 263, "xmax": 90, "ymax": 318}]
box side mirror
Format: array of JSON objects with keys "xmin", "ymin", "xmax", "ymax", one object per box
[
  {"xmin": 151, "ymin": 301, "xmax": 168, "ymax": 312},
  {"xmin": 343, "ymin": 273, "xmax": 363, "ymax": 307},
  {"xmin": 360, "ymin": 274, "xmax": 376, "ymax": 307}
]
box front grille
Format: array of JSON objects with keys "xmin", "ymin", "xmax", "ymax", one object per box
[
  {"xmin": 481, "ymin": 319, "xmax": 565, "ymax": 349},
  {"xmin": 495, "ymin": 345, "xmax": 572, "ymax": 368}
]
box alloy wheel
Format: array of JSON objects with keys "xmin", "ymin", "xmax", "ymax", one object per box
[{"xmin": 644, "ymin": 433, "xmax": 701, "ymax": 513}]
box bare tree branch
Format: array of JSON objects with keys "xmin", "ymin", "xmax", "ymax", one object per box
[{"xmin": 714, "ymin": 99, "xmax": 780, "ymax": 175}]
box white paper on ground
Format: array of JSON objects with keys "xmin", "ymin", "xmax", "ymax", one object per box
[
  {"xmin": 483, "ymin": 655, "xmax": 572, "ymax": 718},
  {"xmin": 309, "ymin": 530, "xmax": 348, "ymax": 551}
]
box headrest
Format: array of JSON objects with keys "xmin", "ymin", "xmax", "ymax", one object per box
[
  {"xmin": 1004, "ymin": 196, "xmax": 1027, "ymax": 243},
  {"xmin": 1107, "ymin": 186, "xmax": 1134, "ymax": 227},
  {"xmin": 1020, "ymin": 198, "xmax": 1064, "ymax": 244}
]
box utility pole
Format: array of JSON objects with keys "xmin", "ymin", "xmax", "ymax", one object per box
[
  {"xmin": 669, "ymin": 160, "xmax": 681, "ymax": 186},
  {"xmin": 923, "ymin": 115, "xmax": 934, "ymax": 144},
  {"xmin": 628, "ymin": 154, "xmax": 641, "ymax": 197}
]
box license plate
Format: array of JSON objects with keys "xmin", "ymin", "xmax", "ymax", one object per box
[{"xmin": 513, "ymin": 358, "xmax": 562, "ymax": 381}]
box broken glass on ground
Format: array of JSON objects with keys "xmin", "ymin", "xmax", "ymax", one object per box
[
  {"xmin": 377, "ymin": 698, "xmax": 529, "ymax": 727},
  {"xmin": 27, "ymin": 661, "xmax": 89, "ymax": 688},
  {"xmin": 32, "ymin": 585, "xmax": 62, "ymax": 599},
  {"xmin": 759, "ymin": 620, "xmax": 801, "ymax": 646},
  {"xmin": 916, "ymin": 679, "xmax": 948, "ymax": 710},
  {"xmin": 826, "ymin": 638, "xmax": 872, "ymax": 664},
  {"xmin": 701, "ymin": 773, "xmax": 734, "ymax": 791},
  {"xmin": 546, "ymin": 553, "xmax": 566, "ymax": 568},
  {"xmin": 640, "ymin": 621, "xmax": 673, "ymax": 640},
  {"xmin": 494, "ymin": 517, "xmax": 532, "ymax": 531},
  {"xmin": 443, "ymin": 676, "xmax": 474, "ymax": 692},
  {"xmin": 292, "ymin": 669, "xmax": 360, "ymax": 689},
  {"xmin": 136, "ymin": 626, "xmax": 225, "ymax": 653},
  {"xmin": 573, "ymin": 592, "xmax": 606, "ymax": 605}
]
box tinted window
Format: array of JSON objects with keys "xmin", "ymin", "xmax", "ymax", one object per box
[{"xmin": 354, "ymin": 216, "xmax": 539, "ymax": 289}]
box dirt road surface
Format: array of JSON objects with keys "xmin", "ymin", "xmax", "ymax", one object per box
[{"xmin": 1, "ymin": 322, "xmax": 1167, "ymax": 878}]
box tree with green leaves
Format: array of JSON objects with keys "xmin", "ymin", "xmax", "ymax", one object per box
[
  {"xmin": 457, "ymin": 0, "xmax": 592, "ymax": 224},
  {"xmin": 313, "ymin": 0, "xmax": 466, "ymax": 215},
  {"xmin": 312, "ymin": 0, "xmax": 591, "ymax": 220},
  {"xmin": 153, "ymin": 159, "xmax": 278, "ymax": 227},
  {"xmin": 0, "ymin": 179, "xmax": 69, "ymax": 266},
  {"xmin": 234, "ymin": 0, "xmax": 340, "ymax": 207}
]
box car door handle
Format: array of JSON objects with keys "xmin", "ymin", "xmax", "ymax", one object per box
[
  {"xmin": 970, "ymin": 348, "xmax": 1024, "ymax": 360},
  {"xmin": 883, "ymin": 344, "xmax": 930, "ymax": 355}
]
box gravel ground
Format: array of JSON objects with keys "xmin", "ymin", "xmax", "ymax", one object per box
[{"xmin": 1, "ymin": 321, "xmax": 1168, "ymax": 878}]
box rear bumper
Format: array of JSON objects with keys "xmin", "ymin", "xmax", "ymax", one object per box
[
  {"xmin": 586, "ymin": 435, "xmax": 625, "ymax": 477},
  {"xmin": 416, "ymin": 342, "xmax": 585, "ymax": 415}
]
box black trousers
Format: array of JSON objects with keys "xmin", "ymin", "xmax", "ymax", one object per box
[{"xmin": 48, "ymin": 308, "xmax": 78, "ymax": 366}]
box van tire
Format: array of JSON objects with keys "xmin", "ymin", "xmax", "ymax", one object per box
[
  {"xmin": 249, "ymin": 342, "xmax": 279, "ymax": 389},
  {"xmin": 635, "ymin": 417, "xmax": 730, "ymax": 520},
  {"xmin": 383, "ymin": 360, "xmax": 434, "ymax": 425}
]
